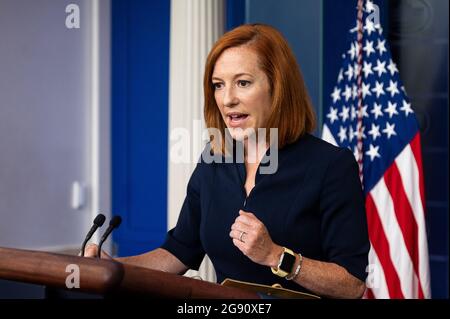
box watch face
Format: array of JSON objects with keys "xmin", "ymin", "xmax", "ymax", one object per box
[{"xmin": 280, "ymin": 252, "xmax": 296, "ymax": 273}]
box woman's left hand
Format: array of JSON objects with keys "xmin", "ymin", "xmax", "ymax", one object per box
[{"xmin": 230, "ymin": 210, "xmax": 282, "ymax": 267}]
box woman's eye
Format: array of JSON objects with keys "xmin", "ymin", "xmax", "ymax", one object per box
[
  {"xmin": 213, "ymin": 82, "xmax": 223, "ymax": 90},
  {"xmin": 238, "ymin": 80, "xmax": 251, "ymax": 87}
]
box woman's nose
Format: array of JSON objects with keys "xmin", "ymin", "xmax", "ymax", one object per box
[{"xmin": 223, "ymin": 86, "xmax": 239, "ymax": 108}]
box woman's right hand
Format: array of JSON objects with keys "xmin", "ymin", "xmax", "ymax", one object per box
[{"xmin": 83, "ymin": 243, "xmax": 112, "ymax": 259}]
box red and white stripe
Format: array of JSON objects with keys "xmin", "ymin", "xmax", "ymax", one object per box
[
  {"xmin": 322, "ymin": 126, "xmax": 430, "ymax": 299},
  {"xmin": 366, "ymin": 247, "xmax": 389, "ymax": 298},
  {"xmin": 365, "ymin": 133, "xmax": 430, "ymax": 298}
]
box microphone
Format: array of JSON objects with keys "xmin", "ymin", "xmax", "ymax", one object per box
[
  {"xmin": 80, "ymin": 213, "xmax": 106, "ymax": 257},
  {"xmin": 97, "ymin": 216, "xmax": 122, "ymax": 258}
]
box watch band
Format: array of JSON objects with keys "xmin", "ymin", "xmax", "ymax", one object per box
[
  {"xmin": 286, "ymin": 252, "xmax": 302, "ymax": 280},
  {"xmin": 271, "ymin": 247, "xmax": 295, "ymax": 278}
]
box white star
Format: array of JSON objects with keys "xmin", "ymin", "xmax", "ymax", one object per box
[
  {"xmin": 348, "ymin": 42, "xmax": 356, "ymax": 60},
  {"xmin": 366, "ymin": 144, "xmax": 381, "ymax": 161},
  {"xmin": 364, "ymin": 19, "xmax": 376, "ymax": 36},
  {"xmin": 362, "ymin": 82, "xmax": 372, "ymax": 98},
  {"xmin": 383, "ymin": 122, "xmax": 397, "ymax": 139},
  {"xmin": 371, "ymin": 81, "xmax": 385, "ymax": 98},
  {"xmin": 368, "ymin": 123, "xmax": 381, "ymax": 141},
  {"xmin": 401, "ymin": 85, "xmax": 407, "ymax": 94},
  {"xmin": 338, "ymin": 126, "xmax": 347, "ymax": 143},
  {"xmin": 331, "ymin": 87, "xmax": 341, "ymax": 103},
  {"xmin": 384, "ymin": 101, "xmax": 399, "ymax": 118},
  {"xmin": 363, "ymin": 40, "xmax": 375, "ymax": 57},
  {"xmin": 400, "ymin": 100, "xmax": 414, "ymax": 117},
  {"xmin": 349, "ymin": 126, "xmax": 355, "ymax": 142},
  {"xmin": 373, "ymin": 59, "xmax": 387, "ymax": 77},
  {"xmin": 371, "ymin": 102, "xmax": 384, "ymax": 119},
  {"xmin": 326, "ymin": 107, "xmax": 339, "ymax": 124},
  {"xmin": 345, "ymin": 64, "xmax": 354, "ymax": 81},
  {"xmin": 342, "ymin": 85, "xmax": 352, "ymax": 102},
  {"xmin": 351, "ymin": 105, "xmax": 357, "ymax": 121},
  {"xmin": 387, "ymin": 59, "xmax": 399, "ymax": 76},
  {"xmin": 386, "ymin": 80, "xmax": 400, "ymax": 97},
  {"xmin": 352, "ymin": 85, "xmax": 358, "ymax": 100},
  {"xmin": 337, "ymin": 68, "xmax": 344, "ymax": 83},
  {"xmin": 362, "ymin": 61, "xmax": 374, "ymax": 78},
  {"xmin": 376, "ymin": 39, "xmax": 387, "ymax": 56},
  {"xmin": 360, "ymin": 105, "xmax": 369, "ymax": 118},
  {"xmin": 339, "ymin": 106, "xmax": 350, "ymax": 122}
]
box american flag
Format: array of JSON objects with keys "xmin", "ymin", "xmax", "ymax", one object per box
[{"xmin": 321, "ymin": 0, "xmax": 431, "ymax": 298}]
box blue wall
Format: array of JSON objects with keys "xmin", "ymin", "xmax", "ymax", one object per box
[
  {"xmin": 244, "ymin": 0, "xmax": 322, "ymax": 134},
  {"xmin": 112, "ymin": 0, "xmax": 170, "ymax": 256},
  {"xmin": 226, "ymin": 0, "xmax": 246, "ymax": 31}
]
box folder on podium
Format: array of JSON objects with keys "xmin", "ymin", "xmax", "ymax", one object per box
[{"xmin": 221, "ymin": 278, "xmax": 320, "ymax": 299}]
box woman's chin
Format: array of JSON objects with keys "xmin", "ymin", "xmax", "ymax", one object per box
[{"xmin": 227, "ymin": 127, "xmax": 257, "ymax": 142}]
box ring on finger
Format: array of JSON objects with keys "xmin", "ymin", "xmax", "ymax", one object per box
[{"xmin": 239, "ymin": 231, "xmax": 246, "ymax": 243}]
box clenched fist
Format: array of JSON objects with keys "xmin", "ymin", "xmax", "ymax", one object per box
[{"xmin": 229, "ymin": 210, "xmax": 283, "ymax": 268}]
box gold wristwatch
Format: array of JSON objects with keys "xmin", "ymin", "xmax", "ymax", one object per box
[{"xmin": 271, "ymin": 247, "xmax": 296, "ymax": 278}]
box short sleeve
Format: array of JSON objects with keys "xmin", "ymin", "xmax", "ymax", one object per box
[
  {"xmin": 160, "ymin": 162, "xmax": 205, "ymax": 270},
  {"xmin": 319, "ymin": 148, "xmax": 370, "ymax": 282}
]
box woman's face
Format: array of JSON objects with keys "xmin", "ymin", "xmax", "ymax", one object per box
[{"xmin": 212, "ymin": 46, "xmax": 272, "ymax": 141}]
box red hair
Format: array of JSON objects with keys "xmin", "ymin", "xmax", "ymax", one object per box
[{"xmin": 203, "ymin": 24, "xmax": 316, "ymax": 153}]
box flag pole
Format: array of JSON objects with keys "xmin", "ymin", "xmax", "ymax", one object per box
[{"xmin": 356, "ymin": 0, "xmax": 365, "ymax": 185}]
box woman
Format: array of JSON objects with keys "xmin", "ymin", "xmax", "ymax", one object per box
[{"xmin": 86, "ymin": 24, "xmax": 369, "ymax": 299}]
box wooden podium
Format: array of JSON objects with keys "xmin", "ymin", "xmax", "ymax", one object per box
[{"xmin": 0, "ymin": 246, "xmax": 259, "ymax": 299}]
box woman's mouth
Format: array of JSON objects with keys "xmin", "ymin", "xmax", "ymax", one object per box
[{"xmin": 227, "ymin": 113, "xmax": 249, "ymax": 127}]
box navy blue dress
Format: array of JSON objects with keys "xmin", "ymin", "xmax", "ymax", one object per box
[{"xmin": 161, "ymin": 133, "xmax": 370, "ymax": 293}]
